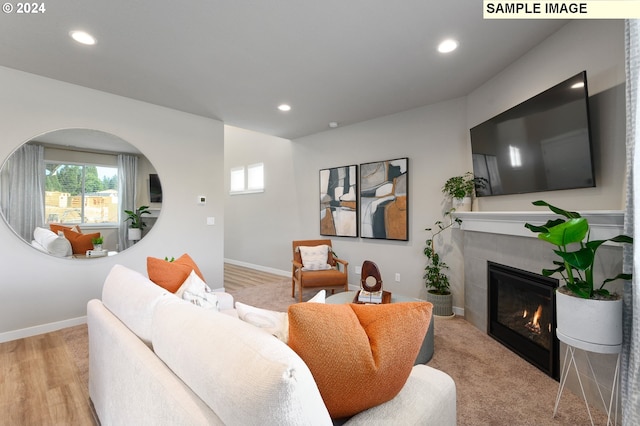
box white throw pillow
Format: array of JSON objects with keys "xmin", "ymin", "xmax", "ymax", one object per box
[
  {"xmin": 299, "ymin": 244, "xmax": 332, "ymax": 270},
  {"xmin": 175, "ymin": 270, "xmax": 219, "ymax": 311},
  {"xmin": 236, "ymin": 302, "xmax": 289, "ymax": 342},
  {"xmin": 308, "ymin": 289, "xmax": 326, "ymax": 303},
  {"xmin": 236, "ymin": 290, "xmax": 326, "ymax": 342}
]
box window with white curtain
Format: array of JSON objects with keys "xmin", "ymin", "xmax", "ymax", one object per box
[{"xmin": 230, "ymin": 162, "xmax": 264, "ymax": 194}]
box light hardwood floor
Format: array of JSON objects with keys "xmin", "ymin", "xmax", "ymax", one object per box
[
  {"xmin": 0, "ymin": 264, "xmax": 283, "ymax": 425},
  {"xmin": 0, "ymin": 330, "xmax": 96, "ymax": 425}
]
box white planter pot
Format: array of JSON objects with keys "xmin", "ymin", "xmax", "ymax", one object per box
[
  {"xmin": 556, "ymin": 288, "xmax": 622, "ymax": 352},
  {"xmin": 453, "ymin": 197, "xmax": 472, "ymax": 212},
  {"xmin": 128, "ymin": 228, "xmax": 142, "ymax": 241}
]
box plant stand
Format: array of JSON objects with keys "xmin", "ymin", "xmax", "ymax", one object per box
[{"xmin": 553, "ymin": 332, "xmax": 620, "ymax": 426}]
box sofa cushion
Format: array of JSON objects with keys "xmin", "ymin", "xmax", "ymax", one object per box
[
  {"xmin": 152, "ymin": 302, "xmax": 332, "ymax": 425},
  {"xmin": 102, "ymin": 264, "xmax": 178, "ymax": 347},
  {"xmin": 287, "ymin": 302, "xmax": 432, "ymax": 419},
  {"xmin": 147, "ymin": 253, "xmax": 205, "ymax": 293},
  {"xmin": 33, "ymin": 226, "xmax": 72, "ymax": 257}
]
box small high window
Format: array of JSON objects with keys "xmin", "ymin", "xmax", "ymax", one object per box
[{"xmin": 230, "ymin": 163, "xmax": 264, "ymax": 194}]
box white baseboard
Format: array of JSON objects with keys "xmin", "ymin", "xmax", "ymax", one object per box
[
  {"xmin": 0, "ymin": 316, "xmax": 87, "ymax": 343},
  {"xmin": 224, "ymin": 258, "xmax": 290, "ymax": 277},
  {"xmin": 453, "ymin": 306, "xmax": 465, "ymax": 317}
]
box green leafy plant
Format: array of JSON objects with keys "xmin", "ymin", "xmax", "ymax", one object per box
[
  {"xmin": 442, "ymin": 172, "xmax": 487, "ymax": 200},
  {"xmin": 524, "ymin": 200, "xmax": 633, "ymax": 299},
  {"xmin": 91, "ymin": 236, "xmax": 103, "ymax": 245},
  {"xmin": 164, "ymin": 256, "xmax": 175, "ymax": 262},
  {"xmin": 124, "ymin": 205, "xmax": 151, "ymax": 229},
  {"xmin": 424, "ymin": 209, "xmax": 462, "ymax": 295}
]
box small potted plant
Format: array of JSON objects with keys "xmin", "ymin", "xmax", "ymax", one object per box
[
  {"xmin": 124, "ymin": 205, "xmax": 151, "ymax": 241},
  {"xmin": 91, "ymin": 236, "xmax": 104, "ymax": 251},
  {"xmin": 442, "ymin": 172, "xmax": 486, "ymax": 211},
  {"xmin": 424, "ymin": 208, "xmax": 462, "ymax": 317},
  {"xmin": 524, "ymin": 200, "xmax": 633, "ymax": 347}
]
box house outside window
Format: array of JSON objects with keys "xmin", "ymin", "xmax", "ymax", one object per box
[{"xmin": 44, "ymin": 162, "xmax": 119, "ymax": 225}]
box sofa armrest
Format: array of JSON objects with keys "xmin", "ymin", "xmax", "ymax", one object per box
[
  {"xmin": 214, "ymin": 291, "xmax": 234, "ymax": 311},
  {"xmin": 344, "ymin": 365, "xmax": 456, "ymax": 425}
]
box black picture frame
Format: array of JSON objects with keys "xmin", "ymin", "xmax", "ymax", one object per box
[
  {"xmin": 319, "ymin": 165, "xmax": 358, "ymax": 237},
  {"xmin": 359, "ymin": 157, "xmax": 408, "ymax": 241}
]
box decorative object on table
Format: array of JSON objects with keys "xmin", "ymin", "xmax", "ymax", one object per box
[
  {"xmin": 124, "ymin": 205, "xmax": 151, "ymax": 241},
  {"xmin": 424, "ymin": 208, "xmax": 461, "ymax": 317},
  {"xmin": 442, "ymin": 172, "xmax": 486, "ymax": 212},
  {"xmin": 92, "ymin": 236, "xmax": 104, "ymax": 251},
  {"xmin": 291, "ymin": 239, "xmax": 348, "ymax": 302},
  {"xmin": 356, "ymin": 260, "xmax": 388, "ymax": 304},
  {"xmin": 524, "ymin": 200, "xmax": 633, "ymax": 348},
  {"xmin": 359, "ymin": 157, "xmax": 408, "ymax": 240},
  {"xmin": 319, "ymin": 165, "xmax": 358, "ymax": 237}
]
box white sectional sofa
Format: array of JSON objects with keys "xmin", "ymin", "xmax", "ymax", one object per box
[{"xmin": 87, "ymin": 264, "xmax": 457, "ymax": 425}]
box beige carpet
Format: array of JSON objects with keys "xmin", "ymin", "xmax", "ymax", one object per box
[{"xmin": 60, "ymin": 267, "xmax": 610, "ymax": 425}]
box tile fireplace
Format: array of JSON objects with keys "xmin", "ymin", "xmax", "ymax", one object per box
[
  {"xmin": 487, "ymin": 261, "xmax": 559, "ymax": 379},
  {"xmin": 459, "ymin": 210, "xmax": 625, "ymax": 415}
]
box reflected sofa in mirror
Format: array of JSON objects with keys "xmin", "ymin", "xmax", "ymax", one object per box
[{"xmin": 0, "ymin": 128, "xmax": 162, "ymax": 258}]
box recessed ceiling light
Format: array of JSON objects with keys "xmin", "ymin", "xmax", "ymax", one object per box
[
  {"xmin": 437, "ymin": 39, "xmax": 458, "ymax": 54},
  {"xmin": 329, "ymin": 122, "xmax": 339, "ymax": 128},
  {"xmin": 278, "ymin": 104, "xmax": 291, "ymax": 112},
  {"xmin": 70, "ymin": 30, "xmax": 96, "ymax": 46},
  {"xmin": 571, "ymin": 82, "xmax": 585, "ymax": 89}
]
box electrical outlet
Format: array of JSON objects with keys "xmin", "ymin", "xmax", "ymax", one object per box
[
  {"xmin": 395, "ymin": 273, "xmax": 401, "ymax": 282},
  {"xmin": 355, "ymin": 265, "xmax": 362, "ymax": 274}
]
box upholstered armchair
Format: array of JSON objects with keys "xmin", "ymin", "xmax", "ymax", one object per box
[{"xmin": 291, "ymin": 239, "xmax": 349, "ymax": 302}]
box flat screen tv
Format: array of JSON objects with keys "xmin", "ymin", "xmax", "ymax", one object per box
[
  {"xmin": 470, "ymin": 71, "xmax": 595, "ymax": 197},
  {"xmin": 149, "ymin": 173, "xmax": 162, "ymax": 203}
]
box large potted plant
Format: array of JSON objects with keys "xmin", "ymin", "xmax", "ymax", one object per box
[
  {"xmin": 524, "ymin": 200, "xmax": 633, "ymax": 348},
  {"xmin": 442, "ymin": 172, "xmax": 486, "ymax": 211},
  {"xmin": 424, "ymin": 209, "xmax": 461, "ymax": 317},
  {"xmin": 124, "ymin": 205, "xmax": 151, "ymax": 241}
]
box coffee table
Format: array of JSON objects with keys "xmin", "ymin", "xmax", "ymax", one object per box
[{"xmin": 325, "ymin": 290, "xmax": 434, "ymax": 364}]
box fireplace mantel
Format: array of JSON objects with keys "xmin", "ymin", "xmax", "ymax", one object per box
[{"xmin": 454, "ymin": 210, "xmax": 625, "ymax": 241}]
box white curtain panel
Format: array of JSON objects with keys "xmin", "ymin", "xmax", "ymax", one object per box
[
  {"xmin": 118, "ymin": 154, "xmax": 138, "ymax": 251},
  {"xmin": 0, "ymin": 143, "xmax": 44, "ymax": 241},
  {"xmin": 623, "ymin": 19, "xmax": 640, "ymax": 426}
]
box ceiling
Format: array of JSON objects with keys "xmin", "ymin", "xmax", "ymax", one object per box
[{"xmin": 0, "ymin": 1, "xmax": 568, "ymax": 140}]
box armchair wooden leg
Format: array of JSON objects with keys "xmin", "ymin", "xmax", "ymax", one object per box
[
  {"xmin": 292, "ymin": 279, "xmax": 295, "ymax": 298},
  {"xmin": 299, "ymin": 283, "xmax": 303, "ymax": 303}
]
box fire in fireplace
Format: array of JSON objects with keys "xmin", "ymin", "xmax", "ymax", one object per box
[{"xmin": 487, "ymin": 262, "xmax": 559, "ymax": 379}]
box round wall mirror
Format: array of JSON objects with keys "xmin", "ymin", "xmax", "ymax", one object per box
[{"xmin": 0, "ymin": 128, "xmax": 162, "ymax": 258}]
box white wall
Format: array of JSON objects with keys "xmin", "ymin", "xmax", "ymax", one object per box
[
  {"xmin": 469, "ymin": 19, "xmax": 626, "ymax": 211},
  {"xmin": 224, "ymin": 126, "xmax": 300, "ymax": 273},
  {"xmin": 0, "ymin": 66, "xmax": 225, "ymax": 341},
  {"xmin": 224, "ymin": 20, "xmax": 627, "ymax": 314}
]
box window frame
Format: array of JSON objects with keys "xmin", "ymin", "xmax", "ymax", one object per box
[
  {"xmin": 229, "ymin": 162, "xmax": 264, "ymax": 195},
  {"xmin": 44, "ymin": 160, "xmax": 120, "ymax": 228}
]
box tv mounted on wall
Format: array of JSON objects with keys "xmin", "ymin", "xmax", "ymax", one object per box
[
  {"xmin": 149, "ymin": 173, "xmax": 162, "ymax": 203},
  {"xmin": 470, "ymin": 71, "xmax": 595, "ymax": 197}
]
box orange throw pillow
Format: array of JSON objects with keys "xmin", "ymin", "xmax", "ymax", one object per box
[
  {"xmin": 49, "ymin": 223, "xmax": 82, "ymax": 235},
  {"xmin": 288, "ymin": 302, "xmax": 432, "ymax": 419},
  {"xmin": 62, "ymin": 228, "xmax": 100, "ymax": 254},
  {"xmin": 147, "ymin": 253, "xmax": 206, "ymax": 293}
]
